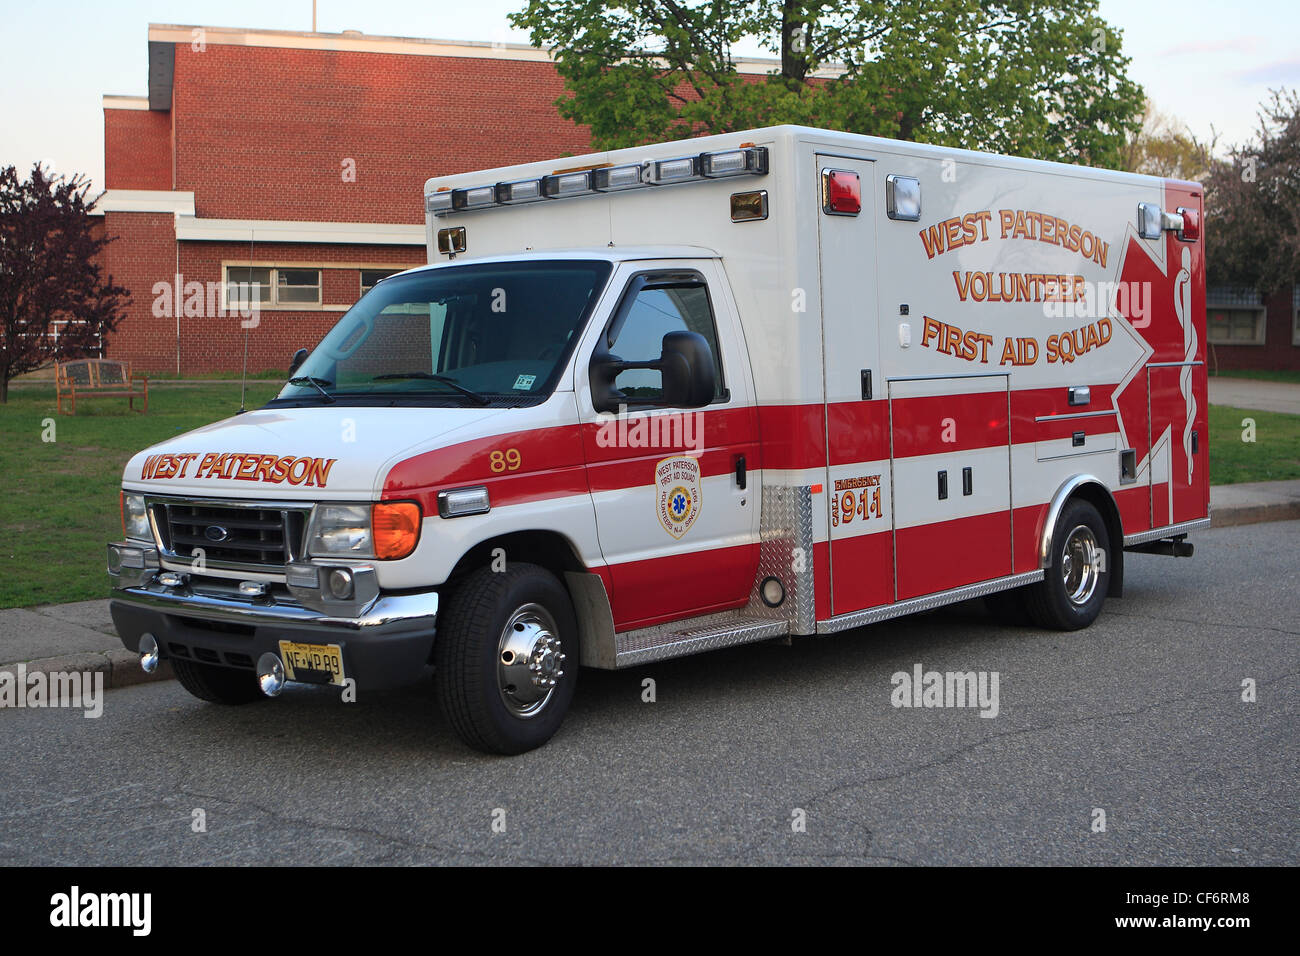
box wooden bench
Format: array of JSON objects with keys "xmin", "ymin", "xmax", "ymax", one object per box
[{"xmin": 55, "ymin": 359, "xmax": 149, "ymax": 415}]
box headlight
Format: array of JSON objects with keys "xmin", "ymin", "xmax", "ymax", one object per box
[
  {"xmin": 307, "ymin": 502, "xmax": 422, "ymax": 559},
  {"xmin": 121, "ymin": 493, "xmax": 151, "ymax": 541},
  {"xmin": 308, "ymin": 504, "xmax": 373, "ymax": 556}
]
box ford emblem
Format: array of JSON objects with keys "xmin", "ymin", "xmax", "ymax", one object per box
[{"xmin": 204, "ymin": 525, "xmax": 230, "ymax": 543}]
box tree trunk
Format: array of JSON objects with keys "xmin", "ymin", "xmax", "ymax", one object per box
[
  {"xmin": 898, "ymin": 110, "xmax": 918, "ymax": 143},
  {"xmin": 780, "ymin": 1, "xmax": 809, "ymax": 87}
]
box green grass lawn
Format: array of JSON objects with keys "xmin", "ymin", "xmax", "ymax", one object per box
[
  {"xmin": 1209, "ymin": 369, "xmax": 1300, "ymax": 384},
  {"xmin": 0, "ymin": 382, "xmax": 280, "ymax": 608},
  {"xmin": 1207, "ymin": 404, "xmax": 1300, "ymax": 485},
  {"xmin": 1, "ymin": 383, "xmax": 1296, "ymax": 610}
]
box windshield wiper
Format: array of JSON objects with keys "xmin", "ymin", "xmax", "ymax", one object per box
[
  {"xmin": 370, "ymin": 372, "xmax": 491, "ymax": 405},
  {"xmin": 287, "ymin": 376, "xmax": 335, "ymax": 403}
]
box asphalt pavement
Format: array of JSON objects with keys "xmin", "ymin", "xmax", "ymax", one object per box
[{"xmin": 1, "ymin": 519, "xmax": 1294, "ymax": 866}]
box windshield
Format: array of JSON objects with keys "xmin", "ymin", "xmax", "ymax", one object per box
[{"xmin": 272, "ymin": 259, "xmax": 612, "ymax": 407}]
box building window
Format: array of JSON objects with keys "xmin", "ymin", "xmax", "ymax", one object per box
[
  {"xmin": 277, "ymin": 268, "xmax": 321, "ymax": 304},
  {"xmin": 1207, "ymin": 307, "xmax": 1266, "ymax": 345},
  {"xmin": 1293, "ymin": 284, "xmax": 1300, "ymax": 346},
  {"xmin": 1207, "ymin": 285, "xmax": 1265, "ymax": 346},
  {"xmin": 360, "ymin": 269, "xmax": 400, "ymax": 296},
  {"xmin": 224, "ymin": 266, "xmax": 322, "ymax": 308}
]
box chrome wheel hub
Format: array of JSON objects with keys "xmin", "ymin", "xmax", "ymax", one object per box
[
  {"xmin": 497, "ymin": 603, "xmax": 565, "ymax": 718},
  {"xmin": 1061, "ymin": 524, "xmax": 1102, "ymax": 606}
]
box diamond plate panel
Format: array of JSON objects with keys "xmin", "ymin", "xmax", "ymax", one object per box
[{"xmin": 744, "ymin": 484, "xmax": 817, "ymax": 634}]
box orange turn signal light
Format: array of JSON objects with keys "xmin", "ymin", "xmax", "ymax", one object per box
[{"xmin": 372, "ymin": 501, "xmax": 421, "ymax": 560}]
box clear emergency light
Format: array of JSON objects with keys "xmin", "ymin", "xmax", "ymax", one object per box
[
  {"xmin": 542, "ymin": 170, "xmax": 595, "ymax": 198},
  {"xmin": 593, "ymin": 163, "xmax": 645, "ymax": 191},
  {"xmin": 454, "ymin": 184, "xmax": 496, "ymax": 211},
  {"xmin": 426, "ymin": 146, "xmax": 769, "ymax": 217},
  {"xmin": 646, "ymin": 155, "xmax": 700, "ymax": 184},
  {"xmin": 496, "ymin": 179, "xmax": 544, "ymax": 204}
]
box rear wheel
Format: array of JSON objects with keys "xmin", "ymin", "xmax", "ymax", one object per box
[
  {"xmin": 434, "ymin": 563, "xmax": 578, "ymax": 754},
  {"xmin": 1024, "ymin": 499, "xmax": 1111, "ymax": 630},
  {"xmin": 171, "ymin": 658, "xmax": 265, "ymax": 704}
]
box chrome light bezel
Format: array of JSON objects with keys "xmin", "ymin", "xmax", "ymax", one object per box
[
  {"xmin": 306, "ymin": 503, "xmax": 375, "ymax": 558},
  {"xmin": 1137, "ymin": 202, "xmax": 1163, "ymax": 240},
  {"xmin": 122, "ymin": 492, "xmax": 152, "ymax": 542},
  {"xmin": 885, "ymin": 174, "xmax": 922, "ymax": 222}
]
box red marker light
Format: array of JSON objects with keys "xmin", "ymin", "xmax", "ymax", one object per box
[
  {"xmin": 822, "ymin": 170, "xmax": 861, "ymax": 215},
  {"xmin": 1177, "ymin": 207, "xmax": 1200, "ymax": 241}
]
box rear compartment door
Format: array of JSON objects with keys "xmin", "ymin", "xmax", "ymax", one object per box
[
  {"xmin": 1148, "ymin": 362, "xmax": 1210, "ymax": 527},
  {"xmin": 815, "ymin": 154, "xmax": 894, "ymax": 616},
  {"xmin": 888, "ymin": 375, "xmax": 1013, "ymax": 600}
]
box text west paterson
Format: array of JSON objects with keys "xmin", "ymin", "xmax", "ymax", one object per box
[{"xmin": 139, "ymin": 452, "xmax": 338, "ymax": 486}]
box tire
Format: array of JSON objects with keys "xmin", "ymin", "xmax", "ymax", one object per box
[
  {"xmin": 171, "ymin": 658, "xmax": 266, "ymax": 704},
  {"xmin": 434, "ymin": 562, "xmax": 578, "ymax": 754},
  {"xmin": 1024, "ymin": 498, "xmax": 1111, "ymax": 630}
]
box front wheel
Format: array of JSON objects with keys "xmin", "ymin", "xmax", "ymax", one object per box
[
  {"xmin": 1024, "ymin": 498, "xmax": 1111, "ymax": 630},
  {"xmin": 434, "ymin": 563, "xmax": 578, "ymax": 754}
]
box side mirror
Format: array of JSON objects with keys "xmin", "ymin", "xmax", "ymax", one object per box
[
  {"xmin": 589, "ymin": 330, "xmax": 717, "ymax": 414},
  {"xmin": 658, "ymin": 331, "xmax": 717, "ymax": 408},
  {"xmin": 288, "ymin": 347, "xmax": 308, "ymax": 377}
]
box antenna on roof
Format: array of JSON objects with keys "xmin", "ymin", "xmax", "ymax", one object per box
[{"xmin": 312, "ymin": 0, "xmax": 317, "ymax": 32}]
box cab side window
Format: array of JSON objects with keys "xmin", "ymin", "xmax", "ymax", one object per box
[{"xmin": 610, "ymin": 282, "xmax": 725, "ymax": 402}]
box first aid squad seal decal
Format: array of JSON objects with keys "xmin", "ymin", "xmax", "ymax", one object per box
[{"xmin": 655, "ymin": 456, "xmax": 702, "ymax": 539}]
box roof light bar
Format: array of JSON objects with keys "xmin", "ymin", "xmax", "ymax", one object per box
[{"xmin": 425, "ymin": 146, "xmax": 768, "ymax": 216}]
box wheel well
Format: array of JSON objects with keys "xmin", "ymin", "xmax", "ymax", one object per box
[
  {"xmin": 445, "ymin": 530, "xmax": 587, "ymax": 584},
  {"xmin": 1065, "ymin": 482, "xmax": 1125, "ymax": 598}
]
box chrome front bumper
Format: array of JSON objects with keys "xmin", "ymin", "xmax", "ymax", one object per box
[
  {"xmin": 109, "ymin": 579, "xmax": 440, "ymax": 632},
  {"xmin": 107, "ymin": 542, "xmax": 439, "ymax": 689}
]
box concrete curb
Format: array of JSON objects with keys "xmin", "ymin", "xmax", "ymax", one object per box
[
  {"xmin": 1209, "ymin": 480, "xmax": 1300, "ymax": 529},
  {"xmin": 1, "ymin": 649, "xmax": 173, "ymax": 690},
  {"xmin": 1211, "ymin": 503, "xmax": 1300, "ymax": 528}
]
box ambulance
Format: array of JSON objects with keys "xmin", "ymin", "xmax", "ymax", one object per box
[{"xmin": 108, "ymin": 126, "xmax": 1209, "ymax": 753}]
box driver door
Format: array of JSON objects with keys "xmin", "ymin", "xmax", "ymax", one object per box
[{"xmin": 576, "ymin": 261, "xmax": 760, "ymax": 631}]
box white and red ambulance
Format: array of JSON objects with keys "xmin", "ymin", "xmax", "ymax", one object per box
[{"xmin": 109, "ymin": 126, "xmax": 1208, "ymax": 753}]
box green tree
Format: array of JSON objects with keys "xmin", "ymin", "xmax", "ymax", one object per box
[
  {"xmin": 511, "ymin": 0, "xmax": 1146, "ymax": 168},
  {"xmin": 1119, "ymin": 103, "xmax": 1215, "ymax": 182},
  {"xmin": 1204, "ymin": 89, "xmax": 1300, "ymax": 295}
]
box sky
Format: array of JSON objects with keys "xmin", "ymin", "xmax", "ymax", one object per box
[{"xmin": 1, "ymin": 0, "xmax": 1297, "ymax": 191}]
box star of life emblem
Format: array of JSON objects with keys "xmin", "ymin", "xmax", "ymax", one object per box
[{"xmin": 655, "ymin": 456, "xmax": 702, "ymax": 539}]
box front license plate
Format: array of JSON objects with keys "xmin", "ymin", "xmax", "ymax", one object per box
[{"xmin": 277, "ymin": 640, "xmax": 346, "ymax": 686}]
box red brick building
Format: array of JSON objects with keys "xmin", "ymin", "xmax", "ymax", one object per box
[{"xmin": 100, "ymin": 23, "xmax": 594, "ymax": 374}]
